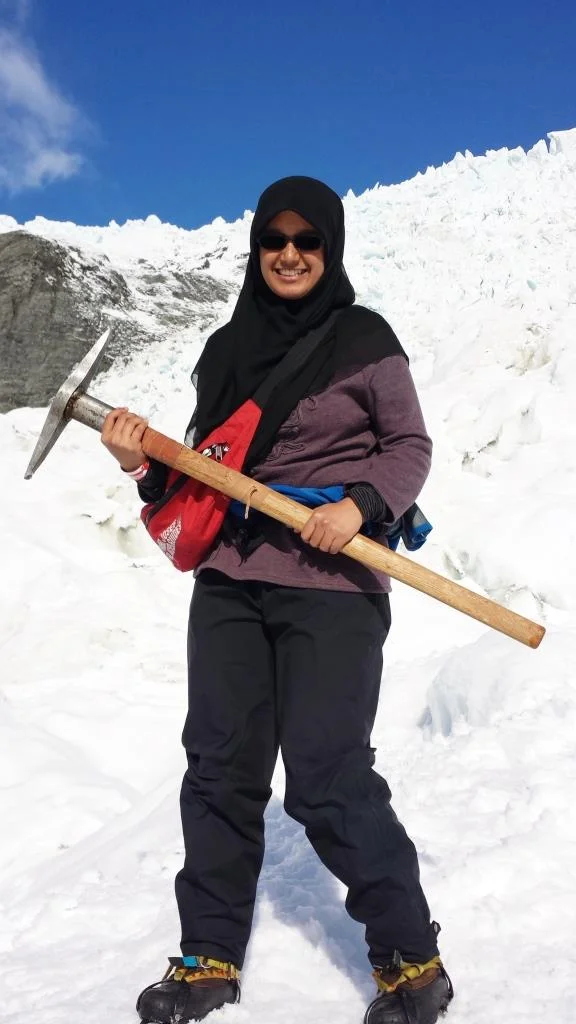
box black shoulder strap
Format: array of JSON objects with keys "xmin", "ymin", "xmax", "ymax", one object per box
[{"xmin": 252, "ymin": 310, "xmax": 339, "ymax": 409}]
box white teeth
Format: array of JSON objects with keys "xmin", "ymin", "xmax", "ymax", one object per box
[{"xmin": 276, "ymin": 269, "xmax": 306, "ymax": 276}]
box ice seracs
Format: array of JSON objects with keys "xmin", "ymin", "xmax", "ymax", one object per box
[{"xmin": 1, "ymin": 127, "xmax": 575, "ymax": 1024}]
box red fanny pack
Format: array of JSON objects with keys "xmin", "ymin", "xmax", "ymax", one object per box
[
  {"xmin": 141, "ymin": 398, "xmax": 261, "ymax": 572},
  {"xmin": 140, "ymin": 312, "xmax": 338, "ymax": 571}
]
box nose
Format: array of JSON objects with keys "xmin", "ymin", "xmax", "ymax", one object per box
[{"xmin": 279, "ymin": 241, "xmax": 300, "ymax": 264}]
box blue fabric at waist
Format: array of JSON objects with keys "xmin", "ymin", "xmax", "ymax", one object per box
[
  {"xmin": 229, "ymin": 483, "xmax": 346, "ymax": 519},
  {"xmin": 229, "ymin": 483, "xmax": 380, "ymax": 538},
  {"xmin": 229, "ymin": 484, "xmax": 432, "ymax": 552}
]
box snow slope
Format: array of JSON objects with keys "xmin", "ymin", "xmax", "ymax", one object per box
[{"xmin": 1, "ymin": 128, "xmax": 576, "ymax": 1023}]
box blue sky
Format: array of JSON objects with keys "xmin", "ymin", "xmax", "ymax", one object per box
[{"xmin": 1, "ymin": 0, "xmax": 575, "ymax": 229}]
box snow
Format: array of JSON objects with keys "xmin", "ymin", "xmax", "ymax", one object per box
[{"xmin": 1, "ymin": 129, "xmax": 576, "ymax": 1023}]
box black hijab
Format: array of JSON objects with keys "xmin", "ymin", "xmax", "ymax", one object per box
[{"xmin": 189, "ymin": 175, "xmax": 405, "ymax": 469}]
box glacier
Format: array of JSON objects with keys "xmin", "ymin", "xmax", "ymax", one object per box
[{"xmin": 1, "ymin": 128, "xmax": 575, "ymax": 1023}]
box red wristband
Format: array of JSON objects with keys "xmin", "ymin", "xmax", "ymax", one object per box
[{"xmin": 122, "ymin": 461, "xmax": 149, "ymax": 481}]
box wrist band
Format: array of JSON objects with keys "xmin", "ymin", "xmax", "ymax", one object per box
[{"xmin": 122, "ymin": 460, "xmax": 149, "ymax": 481}]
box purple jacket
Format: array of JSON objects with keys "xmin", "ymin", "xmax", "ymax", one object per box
[{"xmin": 194, "ymin": 353, "xmax": 432, "ymax": 593}]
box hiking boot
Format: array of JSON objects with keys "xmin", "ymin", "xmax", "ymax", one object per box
[
  {"xmin": 364, "ymin": 955, "xmax": 453, "ymax": 1024},
  {"xmin": 136, "ymin": 956, "xmax": 240, "ymax": 1023}
]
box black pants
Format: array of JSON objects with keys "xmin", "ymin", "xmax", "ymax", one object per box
[{"xmin": 175, "ymin": 570, "xmax": 439, "ymax": 969}]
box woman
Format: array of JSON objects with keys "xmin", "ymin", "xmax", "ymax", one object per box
[{"xmin": 102, "ymin": 177, "xmax": 453, "ymax": 1024}]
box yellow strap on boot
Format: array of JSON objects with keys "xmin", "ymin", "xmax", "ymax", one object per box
[
  {"xmin": 374, "ymin": 956, "xmax": 443, "ymax": 994},
  {"xmin": 172, "ymin": 958, "xmax": 240, "ymax": 984}
]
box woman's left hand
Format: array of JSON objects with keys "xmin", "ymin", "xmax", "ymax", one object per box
[{"xmin": 297, "ymin": 498, "xmax": 363, "ymax": 555}]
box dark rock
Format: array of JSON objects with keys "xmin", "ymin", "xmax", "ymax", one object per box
[{"xmin": 0, "ymin": 231, "xmax": 233, "ymax": 412}]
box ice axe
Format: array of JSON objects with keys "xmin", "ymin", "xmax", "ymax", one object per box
[{"xmin": 25, "ymin": 330, "xmax": 545, "ymax": 649}]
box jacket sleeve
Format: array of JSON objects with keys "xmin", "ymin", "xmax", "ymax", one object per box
[
  {"xmin": 342, "ymin": 354, "xmax": 432, "ymax": 526},
  {"xmin": 345, "ymin": 481, "xmax": 388, "ymax": 523},
  {"xmin": 136, "ymin": 458, "xmax": 169, "ymax": 504}
]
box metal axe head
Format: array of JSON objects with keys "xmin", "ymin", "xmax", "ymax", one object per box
[{"xmin": 24, "ymin": 328, "xmax": 111, "ymax": 479}]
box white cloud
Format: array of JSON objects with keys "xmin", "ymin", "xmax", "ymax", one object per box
[{"xmin": 0, "ymin": 27, "xmax": 85, "ymax": 192}]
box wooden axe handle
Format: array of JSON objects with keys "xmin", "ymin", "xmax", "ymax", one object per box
[{"xmin": 143, "ymin": 427, "xmax": 545, "ymax": 649}]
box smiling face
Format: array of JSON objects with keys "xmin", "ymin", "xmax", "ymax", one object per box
[{"xmin": 258, "ymin": 209, "xmax": 325, "ymax": 300}]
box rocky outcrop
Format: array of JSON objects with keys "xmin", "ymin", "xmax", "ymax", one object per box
[{"xmin": 0, "ymin": 231, "xmax": 231, "ymax": 412}]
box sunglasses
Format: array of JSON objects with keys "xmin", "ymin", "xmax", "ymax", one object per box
[{"xmin": 258, "ymin": 230, "xmax": 324, "ymax": 253}]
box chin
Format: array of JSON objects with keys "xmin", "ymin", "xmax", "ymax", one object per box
[
  {"xmin": 268, "ymin": 277, "xmax": 317, "ymax": 299},
  {"xmin": 277, "ymin": 285, "xmax": 310, "ymax": 299}
]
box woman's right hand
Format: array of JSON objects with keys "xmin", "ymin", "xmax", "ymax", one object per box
[{"xmin": 101, "ymin": 408, "xmax": 148, "ymax": 472}]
